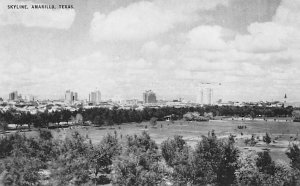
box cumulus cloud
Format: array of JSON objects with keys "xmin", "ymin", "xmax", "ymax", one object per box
[
  {"xmin": 0, "ymin": 0, "xmax": 75, "ymax": 29},
  {"xmin": 90, "ymin": 1, "xmax": 176, "ymax": 41},
  {"xmin": 233, "ymin": 0, "xmax": 300, "ymax": 53},
  {"xmin": 234, "ymin": 22, "xmax": 292, "ymax": 53},
  {"xmin": 90, "ymin": 0, "xmax": 228, "ymax": 41},
  {"xmin": 187, "ymin": 25, "xmax": 228, "ymax": 51}
]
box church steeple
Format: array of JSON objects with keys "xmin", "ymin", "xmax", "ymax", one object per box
[{"xmin": 283, "ymin": 94, "xmax": 287, "ymax": 108}]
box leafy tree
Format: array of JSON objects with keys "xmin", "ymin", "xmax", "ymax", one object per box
[
  {"xmin": 256, "ymin": 151, "xmax": 275, "ymax": 175},
  {"xmin": 39, "ymin": 129, "xmax": 53, "ymax": 141},
  {"xmin": 90, "ymin": 133, "xmax": 121, "ymax": 181},
  {"xmin": 149, "ymin": 117, "xmax": 158, "ymax": 127},
  {"xmin": 112, "ymin": 132, "xmax": 163, "ymax": 186},
  {"xmin": 0, "ymin": 121, "xmax": 8, "ymax": 134},
  {"xmin": 2, "ymin": 156, "xmax": 43, "ymax": 186},
  {"xmin": 161, "ymin": 135, "xmax": 188, "ymax": 167},
  {"xmin": 263, "ymin": 132, "xmax": 272, "ymax": 144},
  {"xmin": 286, "ymin": 144, "xmax": 300, "ymax": 170},
  {"xmin": 93, "ymin": 115, "xmax": 104, "ymax": 126},
  {"xmin": 171, "ymin": 133, "xmax": 239, "ymax": 186}
]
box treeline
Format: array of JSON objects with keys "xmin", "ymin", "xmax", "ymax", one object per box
[
  {"xmin": 1, "ymin": 130, "xmax": 300, "ymax": 185},
  {"xmin": 0, "ymin": 105, "xmax": 294, "ymax": 128}
]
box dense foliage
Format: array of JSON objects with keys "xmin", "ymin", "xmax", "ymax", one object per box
[
  {"xmin": 0, "ymin": 131, "xmax": 121, "ymax": 185},
  {"xmin": 1, "ymin": 129, "xmax": 300, "ymax": 185},
  {"xmin": 0, "ymin": 105, "xmax": 294, "ymax": 129}
]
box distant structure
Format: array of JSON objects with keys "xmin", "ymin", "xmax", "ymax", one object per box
[
  {"xmin": 197, "ymin": 88, "xmax": 213, "ymax": 105},
  {"xmin": 89, "ymin": 90, "xmax": 101, "ymax": 104},
  {"xmin": 284, "ymin": 93, "xmax": 287, "ymax": 106},
  {"xmin": 9, "ymin": 91, "xmax": 18, "ymax": 101},
  {"xmin": 22, "ymin": 94, "xmax": 36, "ymax": 102},
  {"xmin": 143, "ymin": 90, "xmax": 157, "ymax": 104},
  {"xmin": 65, "ymin": 90, "xmax": 78, "ymax": 103}
]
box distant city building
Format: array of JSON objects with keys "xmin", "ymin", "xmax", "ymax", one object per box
[
  {"xmin": 65, "ymin": 90, "xmax": 78, "ymax": 103},
  {"xmin": 22, "ymin": 94, "xmax": 36, "ymax": 102},
  {"xmin": 89, "ymin": 90, "xmax": 101, "ymax": 104},
  {"xmin": 9, "ymin": 91, "xmax": 18, "ymax": 101},
  {"xmin": 284, "ymin": 93, "xmax": 287, "ymax": 107},
  {"xmin": 120, "ymin": 99, "xmax": 139, "ymax": 105},
  {"xmin": 197, "ymin": 88, "xmax": 213, "ymax": 105},
  {"xmin": 143, "ymin": 90, "xmax": 157, "ymax": 104}
]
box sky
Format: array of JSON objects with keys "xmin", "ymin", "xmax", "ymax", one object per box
[{"xmin": 0, "ymin": 0, "xmax": 299, "ymax": 102}]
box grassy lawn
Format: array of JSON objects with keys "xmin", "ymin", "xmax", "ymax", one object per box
[{"xmin": 7, "ymin": 119, "xmax": 300, "ymax": 163}]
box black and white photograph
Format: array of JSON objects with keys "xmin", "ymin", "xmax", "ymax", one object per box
[{"xmin": 1, "ymin": 0, "xmax": 300, "ymax": 185}]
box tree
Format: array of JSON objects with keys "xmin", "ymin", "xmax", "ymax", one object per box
[
  {"xmin": 286, "ymin": 144, "xmax": 300, "ymax": 170},
  {"xmin": 263, "ymin": 133, "xmax": 272, "ymax": 144},
  {"xmin": 0, "ymin": 121, "xmax": 8, "ymax": 134},
  {"xmin": 112, "ymin": 132, "xmax": 163, "ymax": 186},
  {"xmin": 93, "ymin": 115, "xmax": 104, "ymax": 126},
  {"xmin": 161, "ymin": 135, "xmax": 188, "ymax": 167},
  {"xmin": 149, "ymin": 117, "xmax": 158, "ymax": 127},
  {"xmin": 171, "ymin": 133, "xmax": 240, "ymax": 186},
  {"xmin": 256, "ymin": 151, "xmax": 275, "ymax": 175},
  {"xmin": 90, "ymin": 133, "xmax": 121, "ymax": 181},
  {"xmin": 39, "ymin": 129, "xmax": 53, "ymax": 141}
]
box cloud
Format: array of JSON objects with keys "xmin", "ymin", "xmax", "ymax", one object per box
[
  {"xmin": 187, "ymin": 25, "xmax": 228, "ymax": 51},
  {"xmin": 234, "ymin": 22, "xmax": 292, "ymax": 53},
  {"xmin": 90, "ymin": 0, "xmax": 228, "ymax": 41},
  {"xmin": 90, "ymin": 1, "xmax": 175, "ymax": 41},
  {"xmin": 0, "ymin": 0, "xmax": 75, "ymax": 29},
  {"xmin": 233, "ymin": 0, "xmax": 300, "ymax": 53}
]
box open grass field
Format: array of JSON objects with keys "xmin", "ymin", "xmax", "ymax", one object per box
[{"xmin": 7, "ymin": 119, "xmax": 300, "ymax": 162}]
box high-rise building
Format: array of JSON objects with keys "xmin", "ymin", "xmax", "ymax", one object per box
[
  {"xmin": 89, "ymin": 90, "xmax": 101, "ymax": 104},
  {"xmin": 9, "ymin": 91, "xmax": 18, "ymax": 101},
  {"xmin": 143, "ymin": 90, "xmax": 157, "ymax": 104},
  {"xmin": 207, "ymin": 88, "xmax": 213, "ymax": 105},
  {"xmin": 65, "ymin": 90, "xmax": 78, "ymax": 103},
  {"xmin": 197, "ymin": 88, "xmax": 213, "ymax": 105}
]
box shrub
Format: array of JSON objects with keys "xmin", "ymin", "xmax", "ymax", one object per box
[
  {"xmin": 39, "ymin": 129, "xmax": 53, "ymax": 141},
  {"xmin": 90, "ymin": 133, "xmax": 122, "ymax": 178},
  {"xmin": 149, "ymin": 117, "xmax": 158, "ymax": 127},
  {"xmin": 174, "ymin": 134, "xmax": 239, "ymax": 185},
  {"xmin": 236, "ymin": 151, "xmax": 300, "ymax": 185},
  {"xmin": 286, "ymin": 143, "xmax": 300, "ymax": 170},
  {"xmin": 256, "ymin": 151, "xmax": 275, "ymax": 175},
  {"xmin": 2, "ymin": 156, "xmax": 43, "ymax": 186},
  {"xmin": 161, "ymin": 135, "xmax": 188, "ymax": 167},
  {"xmin": 112, "ymin": 132, "xmax": 163, "ymax": 185},
  {"xmin": 263, "ymin": 133, "xmax": 271, "ymax": 144}
]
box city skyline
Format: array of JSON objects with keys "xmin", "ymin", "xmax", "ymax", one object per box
[{"xmin": 1, "ymin": 0, "xmax": 300, "ymax": 102}]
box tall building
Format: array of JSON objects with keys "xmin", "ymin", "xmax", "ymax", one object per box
[
  {"xmin": 207, "ymin": 88, "xmax": 213, "ymax": 105},
  {"xmin": 197, "ymin": 88, "xmax": 213, "ymax": 105},
  {"xmin": 89, "ymin": 90, "xmax": 101, "ymax": 104},
  {"xmin": 143, "ymin": 90, "xmax": 157, "ymax": 104},
  {"xmin": 65, "ymin": 90, "xmax": 78, "ymax": 103},
  {"xmin": 9, "ymin": 91, "xmax": 18, "ymax": 101}
]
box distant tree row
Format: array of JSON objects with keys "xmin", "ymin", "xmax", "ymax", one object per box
[{"xmin": 0, "ymin": 105, "xmax": 295, "ymax": 129}]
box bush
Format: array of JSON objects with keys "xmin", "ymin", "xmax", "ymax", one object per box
[
  {"xmin": 2, "ymin": 156, "xmax": 43, "ymax": 186},
  {"xmin": 263, "ymin": 133, "xmax": 271, "ymax": 144},
  {"xmin": 149, "ymin": 117, "xmax": 158, "ymax": 127},
  {"xmin": 112, "ymin": 132, "xmax": 163, "ymax": 185},
  {"xmin": 236, "ymin": 152, "xmax": 299, "ymax": 186},
  {"xmin": 256, "ymin": 151, "xmax": 275, "ymax": 175},
  {"xmin": 171, "ymin": 134, "xmax": 239, "ymax": 185},
  {"xmin": 161, "ymin": 135, "xmax": 189, "ymax": 167},
  {"xmin": 286, "ymin": 143, "xmax": 300, "ymax": 170},
  {"xmin": 39, "ymin": 129, "xmax": 53, "ymax": 140},
  {"xmin": 90, "ymin": 133, "xmax": 122, "ymax": 178}
]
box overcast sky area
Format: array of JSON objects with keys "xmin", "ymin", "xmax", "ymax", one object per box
[{"xmin": 0, "ymin": 0, "xmax": 299, "ymax": 102}]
